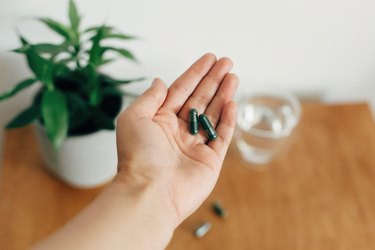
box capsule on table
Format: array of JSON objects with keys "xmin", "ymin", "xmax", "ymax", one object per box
[
  {"xmin": 198, "ymin": 114, "xmax": 217, "ymax": 140},
  {"xmin": 189, "ymin": 108, "xmax": 199, "ymax": 135},
  {"xmin": 194, "ymin": 221, "xmax": 212, "ymax": 238},
  {"xmin": 212, "ymin": 201, "xmax": 227, "ymax": 219}
]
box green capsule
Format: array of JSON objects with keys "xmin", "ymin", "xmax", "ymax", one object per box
[
  {"xmin": 198, "ymin": 114, "xmax": 217, "ymax": 140},
  {"xmin": 189, "ymin": 108, "xmax": 199, "ymax": 135},
  {"xmin": 212, "ymin": 201, "xmax": 227, "ymax": 219}
]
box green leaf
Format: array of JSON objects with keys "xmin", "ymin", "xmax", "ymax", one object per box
[
  {"xmin": 39, "ymin": 18, "xmax": 73, "ymax": 42},
  {"xmin": 6, "ymin": 104, "xmax": 39, "ymax": 129},
  {"xmin": 84, "ymin": 25, "xmax": 114, "ymax": 34},
  {"xmin": 68, "ymin": 0, "xmax": 80, "ymax": 32},
  {"xmin": 24, "ymin": 47, "xmax": 54, "ymax": 89},
  {"xmin": 41, "ymin": 89, "xmax": 69, "ymax": 149},
  {"xmin": 12, "ymin": 34, "xmax": 31, "ymax": 53},
  {"xmin": 13, "ymin": 36, "xmax": 67, "ymax": 58},
  {"xmin": 20, "ymin": 36, "xmax": 28, "ymax": 46},
  {"xmin": 98, "ymin": 58, "xmax": 116, "ymax": 66},
  {"xmin": 84, "ymin": 64, "xmax": 100, "ymax": 106},
  {"xmin": 99, "ymin": 74, "xmax": 145, "ymax": 85},
  {"xmin": 85, "ymin": 25, "xmax": 136, "ymax": 40},
  {"xmin": 89, "ymin": 42, "xmax": 101, "ymax": 66},
  {"xmin": 104, "ymin": 33, "xmax": 137, "ymax": 40},
  {"xmin": 33, "ymin": 43, "xmax": 68, "ymax": 56},
  {"xmin": 101, "ymin": 47, "xmax": 137, "ymax": 62},
  {"xmin": 89, "ymin": 26, "xmax": 106, "ymax": 66},
  {"xmin": 13, "ymin": 45, "xmax": 31, "ymax": 54},
  {"xmin": 0, "ymin": 78, "xmax": 37, "ymax": 101}
]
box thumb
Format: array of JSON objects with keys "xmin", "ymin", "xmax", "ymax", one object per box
[{"xmin": 129, "ymin": 78, "xmax": 167, "ymax": 118}]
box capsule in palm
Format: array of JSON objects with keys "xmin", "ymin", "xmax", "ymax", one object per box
[
  {"xmin": 198, "ymin": 114, "xmax": 217, "ymax": 140},
  {"xmin": 189, "ymin": 108, "xmax": 199, "ymax": 135}
]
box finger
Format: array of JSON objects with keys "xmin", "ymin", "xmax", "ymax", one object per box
[
  {"xmin": 208, "ymin": 101, "xmax": 237, "ymax": 161},
  {"xmin": 204, "ymin": 73, "xmax": 239, "ymax": 127},
  {"xmin": 127, "ymin": 78, "xmax": 167, "ymax": 118},
  {"xmin": 184, "ymin": 73, "xmax": 237, "ymax": 146},
  {"xmin": 161, "ymin": 53, "xmax": 217, "ymax": 113},
  {"xmin": 177, "ymin": 57, "xmax": 233, "ymax": 121}
]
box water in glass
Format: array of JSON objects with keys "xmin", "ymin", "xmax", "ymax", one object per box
[{"xmin": 235, "ymin": 93, "xmax": 300, "ymax": 165}]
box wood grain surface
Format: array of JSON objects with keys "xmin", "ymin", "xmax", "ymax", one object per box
[{"xmin": 1, "ymin": 103, "xmax": 375, "ymax": 250}]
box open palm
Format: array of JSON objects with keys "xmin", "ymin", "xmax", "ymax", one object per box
[{"xmin": 116, "ymin": 53, "xmax": 239, "ymax": 225}]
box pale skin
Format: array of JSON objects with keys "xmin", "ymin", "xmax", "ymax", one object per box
[{"xmin": 32, "ymin": 53, "xmax": 239, "ymax": 250}]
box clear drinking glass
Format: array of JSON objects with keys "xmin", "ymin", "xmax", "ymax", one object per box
[{"xmin": 234, "ymin": 89, "xmax": 301, "ymax": 166}]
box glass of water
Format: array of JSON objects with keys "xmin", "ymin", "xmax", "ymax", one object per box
[{"xmin": 235, "ymin": 88, "xmax": 301, "ymax": 166}]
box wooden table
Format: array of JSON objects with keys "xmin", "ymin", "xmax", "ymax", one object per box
[{"xmin": 1, "ymin": 103, "xmax": 375, "ymax": 250}]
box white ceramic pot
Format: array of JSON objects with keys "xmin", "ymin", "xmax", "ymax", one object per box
[{"xmin": 35, "ymin": 123, "xmax": 118, "ymax": 188}]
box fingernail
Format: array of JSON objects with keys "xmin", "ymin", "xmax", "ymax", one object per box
[{"xmin": 151, "ymin": 78, "xmax": 159, "ymax": 87}]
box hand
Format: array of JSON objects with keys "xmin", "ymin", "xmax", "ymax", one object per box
[
  {"xmin": 116, "ymin": 53, "xmax": 239, "ymax": 225},
  {"xmin": 33, "ymin": 54, "xmax": 239, "ymax": 250}
]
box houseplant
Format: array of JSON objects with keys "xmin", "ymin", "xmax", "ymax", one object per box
[{"xmin": 0, "ymin": 0, "xmax": 143, "ymax": 187}]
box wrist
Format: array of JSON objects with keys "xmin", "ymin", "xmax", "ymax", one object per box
[{"xmin": 112, "ymin": 169, "xmax": 178, "ymax": 246}]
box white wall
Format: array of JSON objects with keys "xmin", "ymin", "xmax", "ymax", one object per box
[{"xmin": 1, "ymin": 0, "xmax": 375, "ymax": 160}]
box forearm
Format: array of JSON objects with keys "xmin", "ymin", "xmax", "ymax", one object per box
[{"xmin": 32, "ymin": 173, "xmax": 177, "ymax": 250}]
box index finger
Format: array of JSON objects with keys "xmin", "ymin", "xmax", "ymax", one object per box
[{"xmin": 160, "ymin": 53, "xmax": 217, "ymax": 113}]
